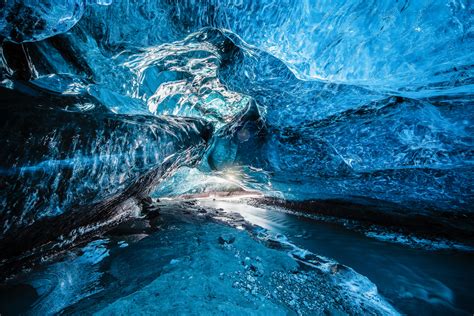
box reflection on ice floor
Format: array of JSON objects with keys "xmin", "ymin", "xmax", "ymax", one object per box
[
  {"xmin": 0, "ymin": 198, "xmax": 472, "ymax": 315},
  {"xmin": 198, "ymin": 198, "xmax": 474, "ymax": 315}
]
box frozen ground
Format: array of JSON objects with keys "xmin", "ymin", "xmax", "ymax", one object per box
[
  {"xmin": 0, "ymin": 198, "xmax": 400, "ymax": 315},
  {"xmin": 198, "ymin": 197, "xmax": 474, "ymax": 315}
]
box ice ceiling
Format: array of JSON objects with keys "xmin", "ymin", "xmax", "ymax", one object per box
[{"xmin": 0, "ymin": 0, "xmax": 473, "ymax": 241}]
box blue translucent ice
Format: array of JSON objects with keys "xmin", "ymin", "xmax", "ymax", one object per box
[{"xmin": 0, "ymin": 0, "xmax": 473, "ymax": 231}]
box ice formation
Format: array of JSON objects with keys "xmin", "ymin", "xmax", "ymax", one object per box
[{"xmin": 0, "ymin": 0, "xmax": 472, "ymax": 277}]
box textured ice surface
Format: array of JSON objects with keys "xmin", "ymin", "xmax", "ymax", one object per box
[
  {"xmin": 0, "ymin": 0, "xmax": 114, "ymax": 43},
  {"xmin": 0, "ymin": 200, "xmax": 402, "ymax": 315},
  {"xmin": 0, "ymin": 86, "xmax": 212, "ymax": 252},
  {"xmin": 0, "ymin": 0, "xmax": 473, "ymax": 251},
  {"xmin": 0, "ymin": 2, "xmax": 472, "ymax": 314},
  {"xmin": 59, "ymin": 0, "xmax": 473, "ymax": 90},
  {"xmin": 1, "ymin": 0, "xmax": 85, "ymax": 43},
  {"xmin": 179, "ymin": 0, "xmax": 473, "ymax": 90}
]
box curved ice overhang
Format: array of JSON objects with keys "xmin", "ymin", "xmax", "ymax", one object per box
[{"xmin": 0, "ymin": 0, "xmax": 472, "ymax": 262}]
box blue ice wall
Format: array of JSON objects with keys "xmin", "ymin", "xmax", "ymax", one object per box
[{"xmin": 0, "ymin": 0, "xmax": 473, "ymax": 233}]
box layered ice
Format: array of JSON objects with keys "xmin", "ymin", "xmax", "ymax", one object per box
[
  {"xmin": 0, "ymin": 0, "xmax": 473, "ymax": 256},
  {"xmin": 0, "ymin": 85, "xmax": 212, "ymax": 260},
  {"xmin": 0, "ymin": 1, "xmax": 473, "ymax": 315}
]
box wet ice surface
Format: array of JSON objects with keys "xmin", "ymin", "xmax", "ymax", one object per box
[
  {"xmin": 0, "ymin": 2, "xmax": 472, "ymax": 314},
  {"xmin": 198, "ymin": 198, "xmax": 474, "ymax": 315},
  {"xmin": 0, "ymin": 198, "xmax": 401, "ymax": 316},
  {"xmin": 0, "ymin": 198, "xmax": 472, "ymax": 315}
]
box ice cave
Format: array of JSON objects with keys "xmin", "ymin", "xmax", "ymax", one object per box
[{"xmin": 0, "ymin": 0, "xmax": 473, "ymax": 315}]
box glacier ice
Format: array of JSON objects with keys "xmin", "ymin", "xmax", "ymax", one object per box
[
  {"xmin": 1, "ymin": 0, "xmax": 85, "ymax": 43},
  {"xmin": 0, "ymin": 0, "xmax": 114, "ymax": 43},
  {"xmin": 0, "ymin": 84, "xmax": 212, "ymax": 260},
  {"xmin": 0, "ymin": 1, "xmax": 473, "ymax": 315},
  {"xmin": 0, "ymin": 0, "xmax": 473, "ymax": 263}
]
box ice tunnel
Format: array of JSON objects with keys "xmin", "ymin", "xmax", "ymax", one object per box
[{"xmin": 0, "ymin": 1, "xmax": 473, "ymax": 315}]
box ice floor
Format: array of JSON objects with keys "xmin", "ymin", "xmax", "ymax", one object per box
[{"xmin": 0, "ymin": 198, "xmax": 472, "ymax": 315}]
